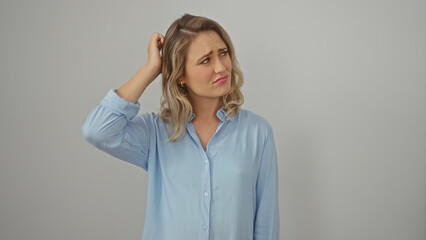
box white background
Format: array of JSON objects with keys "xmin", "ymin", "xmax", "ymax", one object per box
[{"xmin": 1, "ymin": 0, "xmax": 425, "ymax": 239}]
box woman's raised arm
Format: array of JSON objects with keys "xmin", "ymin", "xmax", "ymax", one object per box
[
  {"xmin": 116, "ymin": 32, "xmax": 164, "ymax": 103},
  {"xmin": 81, "ymin": 32, "xmax": 164, "ymax": 171}
]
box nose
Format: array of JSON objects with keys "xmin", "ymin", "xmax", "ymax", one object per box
[{"xmin": 214, "ymin": 58, "xmax": 226, "ymax": 73}]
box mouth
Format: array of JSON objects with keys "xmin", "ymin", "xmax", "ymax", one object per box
[{"xmin": 213, "ymin": 75, "xmax": 229, "ymax": 84}]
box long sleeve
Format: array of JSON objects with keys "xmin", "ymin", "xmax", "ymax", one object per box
[
  {"xmin": 81, "ymin": 88, "xmax": 150, "ymax": 171},
  {"xmin": 254, "ymin": 128, "xmax": 280, "ymax": 240}
]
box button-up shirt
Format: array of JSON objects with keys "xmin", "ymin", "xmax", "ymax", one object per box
[{"xmin": 81, "ymin": 88, "xmax": 280, "ymax": 240}]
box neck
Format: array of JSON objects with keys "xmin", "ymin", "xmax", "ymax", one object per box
[{"xmin": 190, "ymin": 96, "xmax": 222, "ymax": 122}]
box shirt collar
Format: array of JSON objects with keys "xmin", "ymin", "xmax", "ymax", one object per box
[{"xmin": 187, "ymin": 106, "xmax": 235, "ymax": 123}]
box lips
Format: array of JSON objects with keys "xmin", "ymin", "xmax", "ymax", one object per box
[{"xmin": 213, "ymin": 75, "xmax": 228, "ymax": 84}]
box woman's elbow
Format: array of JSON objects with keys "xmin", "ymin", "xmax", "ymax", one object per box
[{"xmin": 81, "ymin": 123, "xmax": 104, "ymax": 148}]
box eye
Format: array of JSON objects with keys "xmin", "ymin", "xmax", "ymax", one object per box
[
  {"xmin": 200, "ymin": 51, "xmax": 228, "ymax": 65},
  {"xmin": 201, "ymin": 58, "xmax": 210, "ymax": 64}
]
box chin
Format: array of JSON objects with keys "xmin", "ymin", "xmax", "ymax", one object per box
[{"xmin": 219, "ymin": 86, "xmax": 232, "ymax": 97}]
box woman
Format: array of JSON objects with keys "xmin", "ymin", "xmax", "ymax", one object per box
[{"xmin": 81, "ymin": 13, "xmax": 279, "ymax": 240}]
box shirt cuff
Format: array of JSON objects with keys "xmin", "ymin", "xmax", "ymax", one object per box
[{"xmin": 99, "ymin": 88, "xmax": 141, "ymax": 121}]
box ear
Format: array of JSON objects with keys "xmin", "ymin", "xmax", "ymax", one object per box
[{"xmin": 178, "ymin": 77, "xmax": 185, "ymax": 84}]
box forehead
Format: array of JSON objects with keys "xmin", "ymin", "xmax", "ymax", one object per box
[{"xmin": 186, "ymin": 31, "xmax": 226, "ymax": 59}]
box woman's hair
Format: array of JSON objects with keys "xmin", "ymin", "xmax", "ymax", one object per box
[{"xmin": 160, "ymin": 13, "xmax": 244, "ymax": 141}]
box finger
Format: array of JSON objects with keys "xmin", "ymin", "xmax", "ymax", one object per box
[
  {"xmin": 154, "ymin": 34, "xmax": 163, "ymax": 44},
  {"xmin": 151, "ymin": 33, "xmax": 160, "ymax": 44}
]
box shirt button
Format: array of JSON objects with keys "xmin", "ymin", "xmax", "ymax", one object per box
[
  {"xmin": 204, "ymin": 192, "xmax": 209, "ymax": 196},
  {"xmin": 204, "ymin": 159, "xmax": 209, "ymax": 163},
  {"xmin": 202, "ymin": 225, "xmax": 208, "ymax": 230}
]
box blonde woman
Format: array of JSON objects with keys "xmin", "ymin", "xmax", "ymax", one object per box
[{"xmin": 82, "ymin": 13, "xmax": 279, "ymax": 240}]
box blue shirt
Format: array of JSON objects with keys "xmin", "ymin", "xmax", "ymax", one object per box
[{"xmin": 81, "ymin": 88, "xmax": 280, "ymax": 240}]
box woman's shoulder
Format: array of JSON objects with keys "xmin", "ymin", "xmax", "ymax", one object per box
[
  {"xmin": 236, "ymin": 108, "xmax": 273, "ymax": 133},
  {"xmin": 135, "ymin": 112, "xmax": 163, "ymax": 126}
]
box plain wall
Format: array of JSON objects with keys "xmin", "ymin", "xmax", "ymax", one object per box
[{"xmin": 0, "ymin": 0, "xmax": 425, "ymax": 239}]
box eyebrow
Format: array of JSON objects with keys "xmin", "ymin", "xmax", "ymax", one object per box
[{"xmin": 197, "ymin": 47, "xmax": 228, "ymax": 62}]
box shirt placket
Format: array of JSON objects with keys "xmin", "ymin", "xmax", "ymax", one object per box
[{"xmin": 187, "ymin": 120, "xmax": 225, "ymax": 240}]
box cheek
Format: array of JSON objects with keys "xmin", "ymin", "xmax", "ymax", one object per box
[
  {"xmin": 186, "ymin": 66, "xmax": 207, "ymax": 83},
  {"xmin": 225, "ymin": 57, "xmax": 232, "ymax": 70},
  {"xmin": 189, "ymin": 68, "xmax": 212, "ymax": 86},
  {"xmin": 199, "ymin": 69, "xmax": 213, "ymax": 82}
]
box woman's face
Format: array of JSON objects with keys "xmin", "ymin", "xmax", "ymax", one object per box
[{"xmin": 181, "ymin": 30, "xmax": 232, "ymax": 103}]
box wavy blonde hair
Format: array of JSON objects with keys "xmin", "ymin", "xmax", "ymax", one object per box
[{"xmin": 160, "ymin": 13, "xmax": 244, "ymax": 141}]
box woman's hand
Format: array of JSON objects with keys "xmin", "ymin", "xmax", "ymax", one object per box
[{"xmin": 146, "ymin": 32, "xmax": 165, "ymax": 78}]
